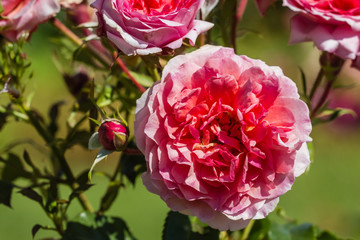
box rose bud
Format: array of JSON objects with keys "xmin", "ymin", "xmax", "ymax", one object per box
[{"xmin": 98, "ymin": 119, "xmax": 129, "ymax": 151}]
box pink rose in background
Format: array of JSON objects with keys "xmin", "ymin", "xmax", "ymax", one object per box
[
  {"xmin": 135, "ymin": 45, "xmax": 312, "ymax": 230},
  {"xmin": 283, "ymin": 0, "xmax": 360, "ymax": 68},
  {"xmin": 59, "ymin": 0, "xmax": 83, "ymax": 8},
  {"xmin": 0, "ymin": 0, "xmax": 60, "ymax": 42},
  {"xmin": 91, "ymin": 0, "xmax": 213, "ymax": 55},
  {"xmin": 255, "ymin": 0, "xmax": 278, "ymax": 15}
]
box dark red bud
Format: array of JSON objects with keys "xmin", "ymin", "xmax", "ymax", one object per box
[{"xmin": 98, "ymin": 119, "xmax": 129, "ymax": 151}]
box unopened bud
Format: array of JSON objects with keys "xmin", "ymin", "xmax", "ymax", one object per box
[{"xmin": 98, "ymin": 119, "xmax": 129, "ymax": 151}]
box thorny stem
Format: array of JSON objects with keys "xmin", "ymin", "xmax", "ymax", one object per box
[
  {"xmin": 309, "ymin": 68, "xmax": 324, "ymax": 101},
  {"xmin": 310, "ymin": 76, "xmax": 336, "ymax": 119},
  {"xmin": 51, "ymin": 18, "xmax": 145, "ymax": 93},
  {"xmin": 17, "ymin": 102, "xmax": 94, "ymax": 213},
  {"xmin": 310, "ymin": 53, "xmax": 345, "ymax": 119},
  {"xmin": 113, "ymin": 52, "xmax": 146, "ymax": 93}
]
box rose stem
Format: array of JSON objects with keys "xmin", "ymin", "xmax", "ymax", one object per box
[
  {"xmin": 113, "ymin": 52, "xmax": 146, "ymax": 93},
  {"xmin": 308, "ymin": 68, "xmax": 324, "ymax": 102},
  {"xmin": 231, "ymin": 0, "xmax": 248, "ymax": 51},
  {"xmin": 18, "ymin": 102, "xmax": 94, "ymax": 212},
  {"xmin": 240, "ymin": 219, "xmax": 255, "ymax": 240},
  {"xmin": 310, "ymin": 76, "xmax": 335, "ymax": 119},
  {"xmin": 51, "ymin": 18, "xmax": 145, "ymax": 93}
]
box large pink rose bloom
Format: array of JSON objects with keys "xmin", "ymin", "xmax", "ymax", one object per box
[
  {"xmin": 134, "ymin": 45, "xmax": 312, "ymax": 230},
  {"xmin": 283, "ymin": 0, "xmax": 360, "ymax": 66},
  {"xmin": 0, "ymin": 0, "xmax": 60, "ymax": 42},
  {"xmin": 91, "ymin": 0, "xmax": 213, "ymax": 55}
]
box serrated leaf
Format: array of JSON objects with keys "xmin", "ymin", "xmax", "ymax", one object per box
[
  {"xmin": 0, "ymin": 180, "xmax": 13, "ymax": 207},
  {"xmin": 88, "ymin": 148, "xmax": 113, "ymax": 181},
  {"xmin": 162, "ymin": 211, "xmax": 191, "ymax": 240}
]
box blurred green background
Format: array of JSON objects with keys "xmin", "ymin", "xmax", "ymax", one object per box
[{"xmin": 1, "ymin": 1, "xmax": 360, "ymax": 239}]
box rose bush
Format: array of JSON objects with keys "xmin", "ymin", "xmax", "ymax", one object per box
[
  {"xmin": 0, "ymin": 0, "xmax": 60, "ymax": 42},
  {"xmin": 134, "ymin": 45, "xmax": 312, "ymax": 230},
  {"xmin": 91, "ymin": 0, "xmax": 213, "ymax": 55},
  {"xmin": 283, "ymin": 0, "xmax": 360, "ymax": 67}
]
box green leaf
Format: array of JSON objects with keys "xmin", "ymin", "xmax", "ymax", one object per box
[
  {"xmin": 317, "ymin": 231, "xmax": 340, "ymax": 240},
  {"xmin": 62, "ymin": 212, "xmax": 137, "ymax": 240},
  {"xmin": 289, "ymin": 223, "xmax": 316, "ymax": 240},
  {"xmin": 69, "ymin": 183, "xmax": 93, "ymax": 202},
  {"xmin": 189, "ymin": 227, "xmax": 219, "ymax": 240},
  {"xmin": 99, "ymin": 180, "xmax": 122, "ymax": 213},
  {"xmin": 0, "ymin": 180, "xmax": 13, "ymax": 207},
  {"xmin": 306, "ymin": 142, "xmax": 314, "ymax": 173},
  {"xmin": 268, "ymin": 222, "xmax": 291, "ymax": 240},
  {"xmin": 88, "ymin": 132, "xmax": 101, "ymax": 150},
  {"xmin": 23, "ymin": 150, "xmax": 41, "ymax": 176},
  {"xmin": 162, "ymin": 211, "xmax": 191, "ymax": 240},
  {"xmin": 248, "ymin": 218, "xmax": 271, "ymax": 240},
  {"xmin": 299, "ymin": 67, "xmax": 308, "ymax": 99},
  {"xmin": 88, "ymin": 147, "xmax": 113, "ymax": 181},
  {"xmin": 120, "ymin": 144, "xmax": 146, "ymax": 185},
  {"xmin": 18, "ymin": 187, "xmax": 43, "ymax": 206},
  {"xmin": 66, "ymin": 130, "xmax": 92, "ymax": 149},
  {"xmin": 0, "ymin": 153, "xmax": 32, "ymax": 181},
  {"xmin": 48, "ymin": 101, "xmax": 65, "ymax": 136},
  {"xmin": 312, "ymin": 107, "xmax": 357, "ymax": 125}
]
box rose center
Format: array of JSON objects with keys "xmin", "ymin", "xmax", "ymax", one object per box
[{"xmin": 124, "ymin": 0, "xmax": 177, "ymax": 14}]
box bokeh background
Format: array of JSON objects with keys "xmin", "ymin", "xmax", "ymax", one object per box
[{"xmin": 1, "ymin": 1, "xmax": 360, "ymax": 239}]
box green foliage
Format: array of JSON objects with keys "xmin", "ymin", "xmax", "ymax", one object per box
[
  {"xmin": 62, "ymin": 212, "xmax": 137, "ymax": 240},
  {"xmin": 162, "ymin": 211, "xmax": 220, "ymax": 240},
  {"xmin": 0, "ymin": 180, "xmax": 13, "ymax": 207}
]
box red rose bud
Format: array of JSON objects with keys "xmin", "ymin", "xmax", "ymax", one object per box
[{"xmin": 98, "ymin": 119, "xmax": 129, "ymax": 151}]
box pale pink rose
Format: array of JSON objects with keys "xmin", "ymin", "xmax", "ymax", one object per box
[
  {"xmin": 91, "ymin": 0, "xmax": 213, "ymax": 55},
  {"xmin": 134, "ymin": 45, "xmax": 312, "ymax": 230},
  {"xmin": 283, "ymin": 0, "xmax": 360, "ymax": 67},
  {"xmin": 0, "ymin": 0, "xmax": 60, "ymax": 42},
  {"xmin": 58, "ymin": 0, "xmax": 83, "ymax": 8}
]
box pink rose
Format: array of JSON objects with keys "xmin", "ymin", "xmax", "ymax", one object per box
[
  {"xmin": 283, "ymin": 0, "xmax": 360, "ymax": 66},
  {"xmin": 91, "ymin": 0, "xmax": 213, "ymax": 55},
  {"xmin": 134, "ymin": 45, "xmax": 312, "ymax": 230},
  {"xmin": 58, "ymin": 0, "xmax": 82, "ymax": 8},
  {"xmin": 0, "ymin": 0, "xmax": 60, "ymax": 42}
]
